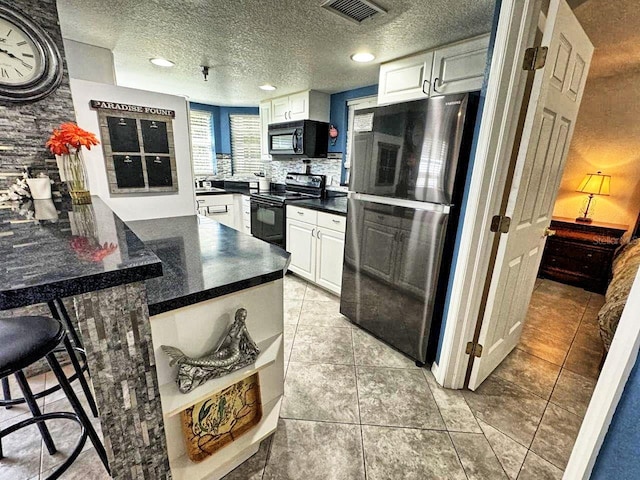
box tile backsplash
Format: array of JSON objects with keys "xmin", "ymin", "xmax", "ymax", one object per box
[
  {"xmin": 269, "ymin": 155, "xmax": 343, "ymax": 186},
  {"xmin": 211, "ymin": 153, "xmax": 344, "ymax": 188}
]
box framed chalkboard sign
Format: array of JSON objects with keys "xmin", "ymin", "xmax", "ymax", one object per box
[{"xmin": 91, "ymin": 100, "xmax": 179, "ymax": 195}]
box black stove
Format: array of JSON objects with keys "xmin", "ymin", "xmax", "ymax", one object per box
[{"xmin": 250, "ymin": 173, "xmax": 325, "ymax": 247}]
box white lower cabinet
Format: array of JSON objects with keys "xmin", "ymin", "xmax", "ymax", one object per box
[
  {"xmin": 315, "ymin": 227, "xmax": 345, "ymax": 294},
  {"xmin": 286, "ymin": 218, "xmax": 317, "ymax": 282},
  {"xmin": 286, "ymin": 206, "xmax": 345, "ymax": 295},
  {"xmin": 197, "ymin": 194, "xmax": 251, "ymax": 234}
]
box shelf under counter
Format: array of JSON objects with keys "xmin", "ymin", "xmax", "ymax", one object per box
[
  {"xmin": 159, "ymin": 333, "xmax": 282, "ymax": 418},
  {"xmin": 169, "ymin": 396, "xmax": 282, "ymax": 480}
]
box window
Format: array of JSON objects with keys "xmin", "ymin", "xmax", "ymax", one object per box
[
  {"xmin": 190, "ymin": 109, "xmax": 215, "ymax": 175},
  {"xmin": 230, "ymin": 114, "xmax": 262, "ymax": 175}
]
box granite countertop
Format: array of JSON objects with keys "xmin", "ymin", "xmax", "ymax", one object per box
[
  {"xmin": 0, "ymin": 197, "xmax": 162, "ymax": 311},
  {"xmin": 127, "ymin": 215, "xmax": 290, "ymax": 316},
  {"xmin": 291, "ymin": 196, "xmax": 349, "ymax": 217}
]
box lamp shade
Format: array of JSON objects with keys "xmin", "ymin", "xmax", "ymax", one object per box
[{"xmin": 576, "ymin": 171, "xmax": 611, "ymax": 196}]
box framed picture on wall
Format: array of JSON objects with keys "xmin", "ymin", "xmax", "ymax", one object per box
[{"xmin": 91, "ymin": 100, "xmax": 179, "ymax": 195}]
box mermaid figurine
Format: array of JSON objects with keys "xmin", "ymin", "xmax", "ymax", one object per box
[{"xmin": 161, "ymin": 308, "xmax": 260, "ymax": 393}]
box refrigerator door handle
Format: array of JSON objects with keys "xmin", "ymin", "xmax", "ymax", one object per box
[{"xmin": 348, "ymin": 192, "xmax": 451, "ymax": 214}]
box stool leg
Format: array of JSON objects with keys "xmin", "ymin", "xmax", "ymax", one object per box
[
  {"xmin": 14, "ymin": 371, "xmax": 57, "ymax": 455},
  {"xmin": 46, "ymin": 352, "xmax": 110, "ymax": 475},
  {"xmin": 62, "ymin": 336, "xmax": 99, "ymax": 418},
  {"xmin": 1, "ymin": 377, "xmax": 11, "ymax": 410},
  {"xmin": 48, "ymin": 300, "xmax": 85, "ymax": 353}
]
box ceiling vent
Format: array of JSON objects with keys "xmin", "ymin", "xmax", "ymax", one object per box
[{"xmin": 321, "ymin": 0, "xmax": 387, "ymax": 24}]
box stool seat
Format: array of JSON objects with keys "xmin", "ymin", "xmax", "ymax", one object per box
[{"xmin": 0, "ymin": 317, "xmax": 64, "ymax": 378}]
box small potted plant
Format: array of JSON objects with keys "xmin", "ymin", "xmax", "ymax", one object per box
[{"xmin": 46, "ymin": 122, "xmax": 100, "ymax": 204}]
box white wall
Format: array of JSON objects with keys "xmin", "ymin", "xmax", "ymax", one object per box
[
  {"xmin": 70, "ymin": 78, "xmax": 196, "ymax": 221},
  {"xmin": 63, "ymin": 39, "xmax": 116, "ymax": 85},
  {"xmin": 553, "ymin": 69, "xmax": 640, "ymax": 232}
]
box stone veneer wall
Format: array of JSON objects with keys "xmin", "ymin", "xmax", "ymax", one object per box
[{"xmin": 0, "ymin": 0, "xmax": 73, "ymax": 191}]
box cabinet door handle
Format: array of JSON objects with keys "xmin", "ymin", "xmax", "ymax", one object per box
[
  {"xmin": 317, "ymin": 230, "xmax": 322, "ymax": 239},
  {"xmin": 311, "ymin": 228, "xmax": 316, "ymax": 238},
  {"xmin": 433, "ymin": 77, "xmax": 442, "ymax": 94},
  {"xmin": 332, "ymin": 219, "xmax": 340, "ymax": 224},
  {"xmin": 298, "ymin": 211, "xmax": 304, "ymax": 216},
  {"xmin": 422, "ymin": 80, "xmax": 429, "ymax": 95}
]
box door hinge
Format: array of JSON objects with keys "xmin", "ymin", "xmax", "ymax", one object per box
[
  {"xmin": 466, "ymin": 342, "xmax": 483, "ymax": 358},
  {"xmin": 523, "ymin": 46, "xmax": 548, "ymax": 71},
  {"xmin": 490, "ymin": 215, "xmax": 511, "ymax": 234}
]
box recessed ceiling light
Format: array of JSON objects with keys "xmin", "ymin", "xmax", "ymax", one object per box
[
  {"xmin": 351, "ymin": 52, "xmax": 376, "ymax": 63},
  {"xmin": 259, "ymin": 84, "xmax": 277, "ymax": 91},
  {"xmin": 150, "ymin": 58, "xmax": 175, "ymax": 67}
]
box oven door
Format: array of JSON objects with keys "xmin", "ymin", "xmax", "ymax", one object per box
[
  {"xmin": 250, "ymin": 198, "xmax": 285, "ymax": 247},
  {"xmin": 268, "ymin": 127, "xmax": 303, "ymax": 155}
]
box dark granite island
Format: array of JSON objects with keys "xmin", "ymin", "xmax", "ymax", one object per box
[
  {"xmin": 127, "ymin": 214, "xmax": 289, "ymax": 480},
  {"xmin": 0, "ymin": 198, "xmax": 290, "ymax": 480}
]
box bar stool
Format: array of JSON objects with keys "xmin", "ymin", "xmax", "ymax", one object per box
[
  {"xmin": 0, "ymin": 316, "xmax": 109, "ymax": 478},
  {"xmin": 1, "ymin": 298, "xmax": 99, "ymax": 418}
]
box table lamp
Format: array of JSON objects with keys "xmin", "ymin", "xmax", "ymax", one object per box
[{"xmin": 576, "ymin": 171, "xmax": 610, "ymax": 223}]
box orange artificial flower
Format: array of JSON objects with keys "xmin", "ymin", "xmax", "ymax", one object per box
[{"xmin": 46, "ymin": 122, "xmax": 100, "ymax": 156}]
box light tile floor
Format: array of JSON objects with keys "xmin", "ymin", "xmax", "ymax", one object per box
[{"xmin": 0, "ymin": 275, "xmax": 603, "ymax": 479}]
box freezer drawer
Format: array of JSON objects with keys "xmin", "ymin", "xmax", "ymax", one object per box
[{"xmin": 340, "ymin": 197, "xmax": 450, "ymax": 362}]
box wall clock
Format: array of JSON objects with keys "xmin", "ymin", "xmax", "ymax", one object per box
[{"xmin": 0, "ymin": 3, "xmax": 63, "ymax": 103}]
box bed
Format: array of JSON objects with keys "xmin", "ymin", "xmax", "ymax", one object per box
[{"xmin": 598, "ymin": 214, "xmax": 640, "ymax": 351}]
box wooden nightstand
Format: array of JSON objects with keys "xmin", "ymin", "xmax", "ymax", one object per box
[{"xmin": 538, "ymin": 217, "xmax": 628, "ymax": 294}]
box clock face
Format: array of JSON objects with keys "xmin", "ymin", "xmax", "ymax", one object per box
[
  {"xmin": 0, "ymin": 17, "xmax": 43, "ymax": 86},
  {"xmin": 0, "ymin": 5, "xmax": 62, "ymax": 103}
]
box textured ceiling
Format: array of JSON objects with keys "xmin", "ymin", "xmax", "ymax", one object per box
[
  {"xmin": 56, "ymin": 0, "xmax": 495, "ymax": 106},
  {"xmin": 573, "ymin": 0, "xmax": 640, "ymax": 78}
]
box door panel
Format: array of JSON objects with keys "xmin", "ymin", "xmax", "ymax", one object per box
[
  {"xmin": 468, "ymin": 0, "xmax": 594, "ymax": 389},
  {"xmin": 377, "ymin": 51, "xmax": 433, "ymax": 105},
  {"xmin": 288, "ymin": 92, "xmax": 308, "ymax": 120},
  {"xmin": 316, "ymin": 228, "xmax": 345, "ymax": 294},
  {"xmin": 271, "ymin": 97, "xmax": 289, "ymax": 123},
  {"xmin": 430, "ymin": 34, "xmax": 490, "ymax": 96},
  {"xmin": 286, "ymin": 219, "xmax": 316, "ymax": 281}
]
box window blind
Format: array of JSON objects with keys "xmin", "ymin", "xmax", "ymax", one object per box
[
  {"xmin": 190, "ymin": 109, "xmax": 215, "ymax": 175},
  {"xmin": 230, "ymin": 114, "xmax": 262, "ymax": 176}
]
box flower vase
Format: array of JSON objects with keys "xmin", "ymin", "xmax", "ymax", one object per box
[{"xmin": 61, "ymin": 151, "xmax": 91, "ymax": 204}]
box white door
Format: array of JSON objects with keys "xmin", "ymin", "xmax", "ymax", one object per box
[
  {"xmin": 468, "ymin": 0, "xmax": 593, "ymax": 389},
  {"xmin": 430, "ymin": 34, "xmax": 490, "ymax": 97},
  {"xmin": 271, "ymin": 97, "xmax": 290, "ymax": 123},
  {"xmin": 287, "ymin": 218, "xmax": 317, "ymax": 282},
  {"xmin": 315, "ymin": 228, "xmax": 345, "ymax": 295},
  {"xmin": 377, "ymin": 51, "xmax": 433, "ymax": 105},
  {"xmin": 288, "ymin": 92, "xmax": 308, "ymax": 121}
]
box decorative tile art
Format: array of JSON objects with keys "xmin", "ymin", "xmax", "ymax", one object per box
[{"xmin": 181, "ymin": 373, "xmax": 263, "ymax": 462}]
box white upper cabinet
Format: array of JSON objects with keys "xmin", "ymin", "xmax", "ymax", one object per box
[
  {"xmin": 430, "ymin": 34, "xmax": 490, "ymax": 97},
  {"xmin": 259, "ymin": 100, "xmax": 272, "ymax": 159},
  {"xmin": 269, "ymin": 90, "xmax": 330, "ymax": 124},
  {"xmin": 271, "ymin": 97, "xmax": 290, "ymax": 123},
  {"xmin": 377, "ymin": 34, "xmax": 490, "ymax": 105},
  {"xmin": 378, "ymin": 51, "xmax": 433, "ymax": 105},
  {"xmin": 288, "ymin": 91, "xmax": 309, "ymax": 120}
]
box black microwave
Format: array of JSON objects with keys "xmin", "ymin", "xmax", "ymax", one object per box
[{"xmin": 268, "ymin": 120, "xmax": 329, "ymax": 158}]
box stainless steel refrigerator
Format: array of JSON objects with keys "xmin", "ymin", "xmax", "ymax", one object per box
[{"xmin": 340, "ymin": 92, "xmax": 479, "ymax": 365}]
